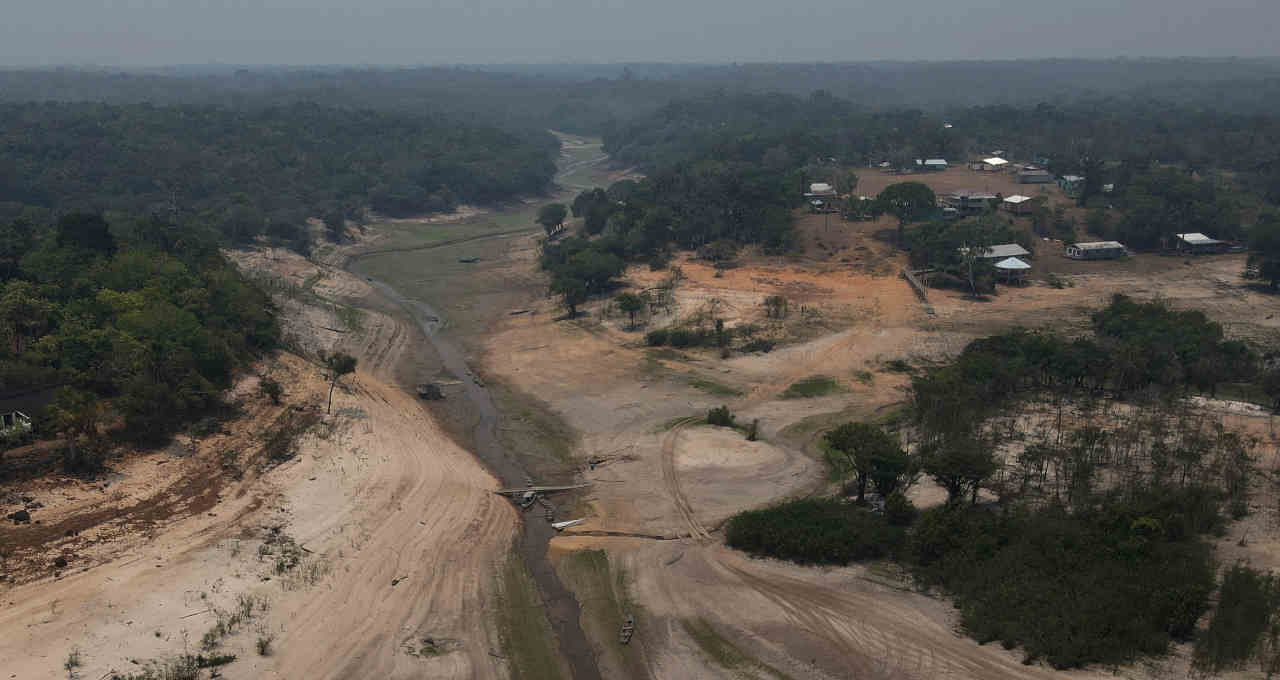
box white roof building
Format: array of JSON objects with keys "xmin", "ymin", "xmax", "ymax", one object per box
[
  {"xmin": 1071, "ymin": 241, "xmax": 1127, "ymax": 251},
  {"xmin": 1176, "ymin": 232, "xmax": 1223, "ymax": 245},
  {"xmin": 982, "ymin": 157, "xmax": 1009, "ymax": 167},
  {"xmin": 808, "ymin": 182, "xmax": 835, "ymax": 194},
  {"xmin": 995, "ymin": 257, "xmax": 1031, "ymax": 270},
  {"xmin": 1003, "ymin": 195, "xmax": 1033, "ymax": 205}
]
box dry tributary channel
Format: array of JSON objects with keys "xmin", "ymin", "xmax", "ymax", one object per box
[{"xmin": 349, "ymin": 251, "xmax": 602, "ymax": 680}]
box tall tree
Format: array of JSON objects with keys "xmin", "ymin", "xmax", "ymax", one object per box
[
  {"xmin": 0, "ymin": 280, "xmax": 55, "ymax": 355},
  {"xmin": 922, "ymin": 435, "xmax": 998, "ymax": 505},
  {"xmin": 551, "ymin": 274, "xmax": 587, "ymax": 318},
  {"xmin": 877, "ymin": 182, "xmax": 937, "ymax": 245},
  {"xmin": 537, "ymin": 203, "xmax": 569, "ymax": 236},
  {"xmin": 323, "ymin": 351, "xmax": 358, "ymax": 415},
  {"xmin": 824, "ymin": 422, "xmax": 911, "ymax": 503},
  {"xmin": 1247, "ymin": 212, "xmax": 1280, "ymax": 291},
  {"xmin": 615, "ymin": 292, "xmax": 645, "ymax": 329}
]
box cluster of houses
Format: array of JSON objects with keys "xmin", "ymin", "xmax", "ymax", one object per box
[{"xmin": 855, "ymin": 155, "xmax": 1236, "ymax": 275}]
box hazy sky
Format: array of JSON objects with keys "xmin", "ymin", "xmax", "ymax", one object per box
[{"xmin": 2, "ymin": 0, "xmax": 1277, "ymax": 66}]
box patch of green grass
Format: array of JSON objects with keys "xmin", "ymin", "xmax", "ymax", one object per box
[
  {"xmin": 560, "ymin": 550, "xmax": 646, "ymax": 677},
  {"xmin": 489, "ymin": 380, "xmax": 577, "ymax": 469},
  {"xmin": 688, "ymin": 375, "xmax": 743, "ymax": 397},
  {"xmin": 336, "ymin": 305, "xmax": 365, "ymax": 332},
  {"xmin": 681, "ymin": 618, "xmax": 794, "ymax": 680},
  {"xmin": 781, "ymin": 375, "xmax": 842, "ymax": 399},
  {"xmin": 498, "ymin": 558, "xmax": 566, "ymax": 680}
]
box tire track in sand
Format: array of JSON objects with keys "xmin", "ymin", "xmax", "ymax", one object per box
[{"xmin": 660, "ymin": 418, "xmax": 713, "ymax": 541}]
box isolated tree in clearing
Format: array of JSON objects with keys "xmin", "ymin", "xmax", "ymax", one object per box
[
  {"xmin": 537, "ymin": 203, "xmax": 568, "ymax": 236},
  {"xmin": 323, "ymin": 352, "xmax": 358, "ymax": 414},
  {"xmin": 614, "ymin": 292, "xmax": 645, "ymax": 329}
]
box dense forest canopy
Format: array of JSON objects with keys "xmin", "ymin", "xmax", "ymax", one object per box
[
  {"xmin": 6, "ymin": 59, "xmax": 1280, "ymax": 133},
  {"xmin": 0, "ymin": 212, "xmax": 276, "ymax": 455},
  {"xmin": 0, "ymin": 102, "xmax": 558, "ymax": 252}
]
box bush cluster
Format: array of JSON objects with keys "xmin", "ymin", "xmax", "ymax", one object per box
[
  {"xmin": 706, "ymin": 406, "xmax": 735, "ymax": 428},
  {"xmin": 725, "ymin": 499, "xmax": 905, "ymax": 565},
  {"xmin": 904, "ymin": 492, "xmax": 1217, "ymax": 669}
]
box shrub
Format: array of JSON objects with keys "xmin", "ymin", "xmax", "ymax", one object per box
[
  {"xmin": 884, "ymin": 492, "xmax": 916, "ymax": 526},
  {"xmin": 668, "ymin": 328, "xmax": 706, "ymax": 348},
  {"xmin": 645, "ymin": 329, "xmax": 669, "ymax": 346},
  {"xmin": 62, "ymin": 442, "xmax": 105, "ymax": 476},
  {"xmin": 256, "ymin": 635, "xmax": 275, "ymax": 657},
  {"xmin": 739, "ymin": 339, "xmax": 775, "ymax": 353},
  {"xmin": 726, "ymin": 499, "xmax": 904, "ymax": 565},
  {"xmin": 1193, "ymin": 564, "xmax": 1278, "ymax": 673},
  {"xmin": 706, "ymin": 406, "xmax": 735, "ymax": 427},
  {"xmin": 782, "ymin": 375, "xmax": 840, "ymax": 398},
  {"xmin": 763, "ymin": 295, "xmax": 788, "ymax": 319},
  {"xmin": 64, "ymin": 647, "xmax": 83, "ymax": 677},
  {"xmin": 884, "ymin": 358, "xmax": 913, "ymax": 373},
  {"xmin": 259, "ymin": 377, "xmax": 283, "ymax": 404}
]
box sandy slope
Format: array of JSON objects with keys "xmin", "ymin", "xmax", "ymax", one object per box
[{"xmin": 0, "ymin": 250, "xmax": 516, "ymax": 680}]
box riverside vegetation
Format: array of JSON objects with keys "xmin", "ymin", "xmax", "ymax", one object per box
[{"xmin": 728, "ymin": 295, "xmax": 1273, "ymax": 670}]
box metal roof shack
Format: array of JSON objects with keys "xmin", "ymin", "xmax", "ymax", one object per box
[
  {"xmin": 960, "ymin": 243, "xmax": 1032, "ymax": 259},
  {"xmin": 1175, "ymin": 232, "xmax": 1230, "ymax": 254},
  {"xmin": 1176, "ymin": 232, "xmax": 1222, "ymax": 245},
  {"xmin": 1067, "ymin": 241, "xmax": 1128, "ymax": 260},
  {"xmin": 1017, "ymin": 169, "xmax": 1054, "ymax": 184}
]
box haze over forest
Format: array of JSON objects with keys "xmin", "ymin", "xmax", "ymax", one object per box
[
  {"xmin": 2, "ymin": 0, "xmax": 1278, "ymax": 66},
  {"xmin": 11, "ymin": 2, "xmax": 1280, "ymax": 680}
]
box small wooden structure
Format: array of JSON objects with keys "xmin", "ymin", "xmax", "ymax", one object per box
[{"xmin": 619, "ymin": 614, "xmax": 635, "ymax": 644}]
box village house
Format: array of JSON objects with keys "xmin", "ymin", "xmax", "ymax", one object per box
[
  {"xmin": 1175, "ymin": 232, "xmax": 1230, "ymax": 254},
  {"xmin": 969, "ymin": 156, "xmax": 1009, "ymax": 172},
  {"xmin": 1066, "ymin": 241, "xmax": 1128, "ymax": 260},
  {"xmin": 1017, "ymin": 168, "xmax": 1053, "ymax": 184},
  {"xmin": 1002, "ymin": 194, "xmax": 1035, "ymax": 215},
  {"xmin": 1059, "ymin": 175, "xmax": 1085, "ymax": 195},
  {"xmin": 947, "ymin": 190, "xmax": 998, "ymax": 215}
]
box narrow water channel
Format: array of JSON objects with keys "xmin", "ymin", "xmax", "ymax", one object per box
[{"xmin": 349, "ymin": 260, "xmax": 602, "ymax": 680}]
